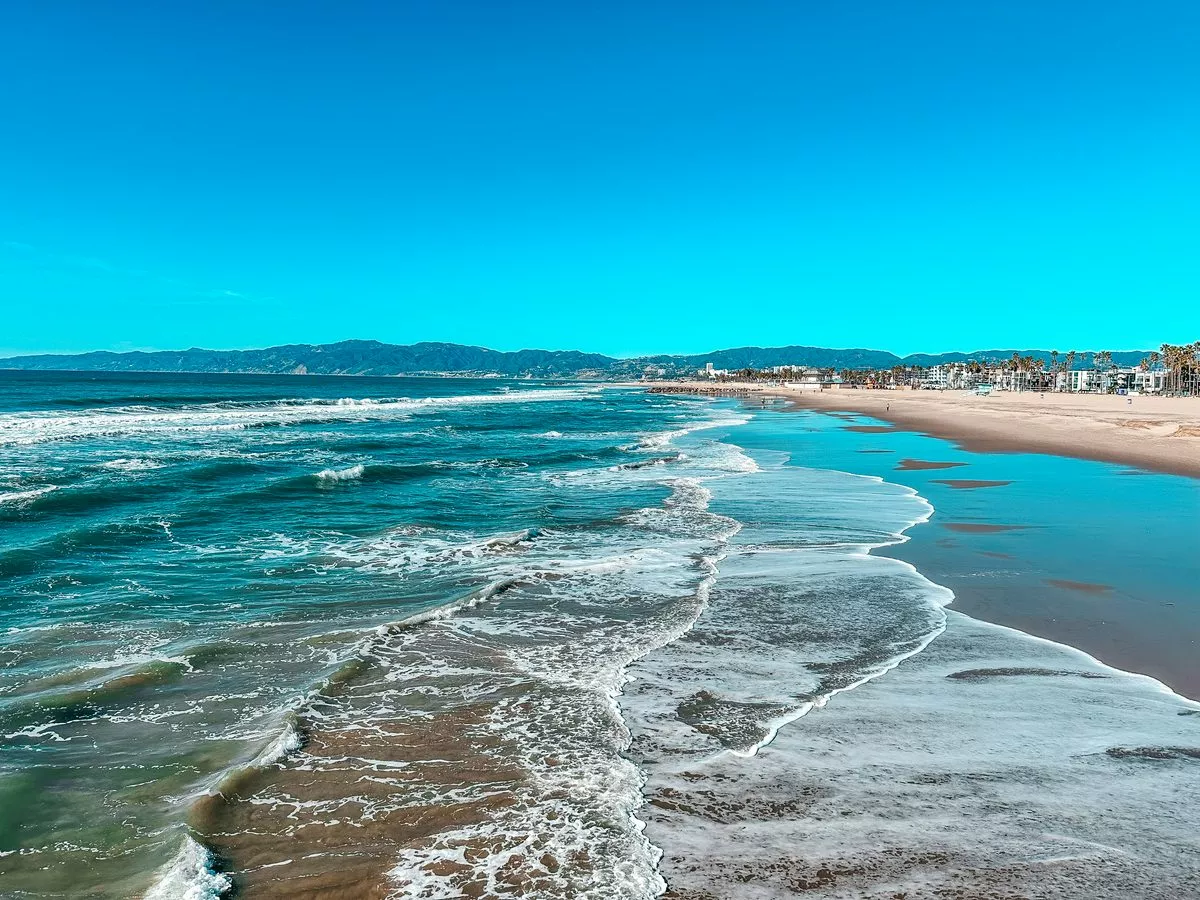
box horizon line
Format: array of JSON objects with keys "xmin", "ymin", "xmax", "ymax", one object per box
[{"xmin": 0, "ymin": 338, "xmax": 1173, "ymax": 363}]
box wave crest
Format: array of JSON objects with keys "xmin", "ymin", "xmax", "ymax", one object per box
[
  {"xmin": 314, "ymin": 464, "xmax": 365, "ymax": 483},
  {"xmin": 142, "ymin": 835, "xmax": 230, "ymax": 900}
]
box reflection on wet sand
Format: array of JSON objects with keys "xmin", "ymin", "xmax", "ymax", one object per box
[
  {"xmin": 930, "ymin": 479, "xmax": 1013, "ymax": 489},
  {"xmin": 940, "ymin": 522, "xmax": 1029, "ymax": 533},
  {"xmin": 1044, "ymin": 578, "xmax": 1113, "ymax": 594},
  {"xmin": 895, "ymin": 458, "xmax": 969, "ymax": 471}
]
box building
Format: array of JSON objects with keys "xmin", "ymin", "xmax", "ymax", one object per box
[
  {"xmin": 1133, "ymin": 369, "xmax": 1167, "ymax": 393},
  {"xmin": 780, "ymin": 367, "xmax": 842, "ymax": 392},
  {"xmin": 1054, "ymin": 366, "xmax": 1150, "ymax": 394},
  {"xmin": 918, "ymin": 363, "xmax": 987, "ymax": 391}
]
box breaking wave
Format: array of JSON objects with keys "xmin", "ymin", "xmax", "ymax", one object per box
[
  {"xmin": 314, "ymin": 463, "xmax": 365, "ymax": 483},
  {"xmin": 0, "ymin": 387, "xmax": 595, "ymax": 446},
  {"xmin": 141, "ymin": 835, "xmax": 230, "ymax": 900}
]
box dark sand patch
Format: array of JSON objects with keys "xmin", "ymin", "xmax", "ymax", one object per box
[
  {"xmin": 842, "ymin": 425, "xmax": 899, "ymax": 433},
  {"xmin": 1045, "ymin": 578, "xmax": 1112, "ymax": 594},
  {"xmin": 895, "ymin": 459, "xmax": 968, "ymax": 471},
  {"xmin": 1106, "ymin": 746, "xmax": 1200, "ymax": 761},
  {"xmin": 948, "ymin": 667, "xmax": 1108, "ymax": 682},
  {"xmin": 941, "ymin": 523, "xmax": 1029, "ymax": 534},
  {"xmin": 978, "ymin": 550, "xmax": 1015, "ymax": 560},
  {"xmin": 930, "ymin": 479, "xmax": 1013, "ymax": 489},
  {"xmin": 935, "ymin": 538, "xmax": 959, "ymax": 548}
]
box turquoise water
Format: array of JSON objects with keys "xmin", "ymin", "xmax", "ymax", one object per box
[
  {"xmin": 1, "ymin": 373, "xmax": 1196, "ymax": 899},
  {"xmin": 728, "ymin": 401, "xmax": 1200, "ymax": 696}
]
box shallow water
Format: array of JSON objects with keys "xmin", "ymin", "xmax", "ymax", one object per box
[{"xmin": 1, "ymin": 373, "xmax": 1196, "ymax": 898}]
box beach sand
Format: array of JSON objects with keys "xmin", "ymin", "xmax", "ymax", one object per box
[{"xmin": 651, "ymin": 383, "xmax": 1200, "ymax": 478}]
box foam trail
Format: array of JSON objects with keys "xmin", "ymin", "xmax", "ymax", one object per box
[
  {"xmin": 0, "ymin": 485, "xmax": 58, "ymax": 505},
  {"xmin": 142, "ymin": 836, "xmax": 230, "ymax": 900},
  {"xmin": 250, "ymin": 716, "xmax": 305, "ymax": 768},
  {"xmin": 0, "ymin": 387, "xmax": 594, "ymax": 446}
]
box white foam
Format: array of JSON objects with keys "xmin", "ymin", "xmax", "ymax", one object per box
[
  {"xmin": 100, "ymin": 457, "xmax": 164, "ymax": 472},
  {"xmin": 142, "ymin": 836, "xmax": 230, "ymax": 900},
  {"xmin": 251, "ymin": 719, "xmax": 304, "ymax": 768},
  {"xmin": 0, "ymin": 387, "xmax": 593, "ymax": 446},
  {"xmin": 314, "ymin": 463, "xmax": 365, "ymax": 483},
  {"xmin": 376, "ymin": 430, "xmax": 758, "ymax": 898},
  {"xmin": 0, "ymin": 485, "xmax": 58, "ymax": 505}
]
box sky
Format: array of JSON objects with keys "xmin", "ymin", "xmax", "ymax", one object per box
[{"xmin": 2, "ymin": 1, "xmax": 1198, "ymax": 359}]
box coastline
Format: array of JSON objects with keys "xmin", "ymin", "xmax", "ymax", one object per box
[
  {"xmin": 629, "ymin": 416, "xmax": 1200, "ymax": 898},
  {"xmin": 644, "ymin": 387, "xmax": 1199, "ymax": 700},
  {"xmin": 646, "ymin": 381, "xmax": 1200, "ymax": 479}
]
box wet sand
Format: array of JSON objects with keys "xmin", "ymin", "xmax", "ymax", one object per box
[
  {"xmin": 1045, "ymin": 578, "xmax": 1113, "ymax": 594},
  {"xmin": 894, "ymin": 458, "xmax": 968, "ymax": 471},
  {"xmin": 940, "ymin": 522, "xmax": 1029, "ymax": 533},
  {"xmin": 677, "ymin": 393, "xmax": 1199, "ymax": 699},
  {"xmin": 841, "ymin": 424, "xmax": 899, "ymax": 433},
  {"xmin": 930, "ymin": 479, "xmax": 1013, "ymax": 489},
  {"xmin": 797, "ymin": 388, "xmax": 1200, "ymax": 478},
  {"xmin": 649, "ymin": 382, "xmax": 1200, "ymax": 478}
]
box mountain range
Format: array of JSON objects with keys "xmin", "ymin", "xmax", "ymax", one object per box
[{"xmin": 0, "ymin": 341, "xmax": 1155, "ymax": 378}]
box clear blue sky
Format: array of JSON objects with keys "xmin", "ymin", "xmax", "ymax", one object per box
[{"xmin": 2, "ymin": 1, "xmax": 1198, "ymax": 358}]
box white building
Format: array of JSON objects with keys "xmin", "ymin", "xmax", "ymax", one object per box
[
  {"xmin": 920, "ymin": 365, "xmax": 951, "ymax": 389},
  {"xmin": 1133, "ymin": 369, "xmax": 1167, "ymax": 393},
  {"xmin": 919, "ymin": 363, "xmax": 981, "ymax": 390},
  {"xmin": 1054, "ymin": 366, "xmax": 1152, "ymax": 393}
]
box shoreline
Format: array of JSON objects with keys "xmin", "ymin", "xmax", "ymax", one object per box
[
  {"xmin": 639, "ymin": 383, "xmax": 1199, "ymax": 699},
  {"xmin": 646, "ymin": 381, "xmax": 1200, "ymax": 479}
]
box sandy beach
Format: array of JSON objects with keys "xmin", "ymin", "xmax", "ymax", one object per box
[{"xmin": 652, "ymin": 383, "xmax": 1200, "ymax": 478}]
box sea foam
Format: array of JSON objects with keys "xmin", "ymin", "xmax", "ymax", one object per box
[
  {"xmin": 314, "ymin": 463, "xmax": 365, "ymax": 483},
  {"xmin": 142, "ymin": 836, "xmax": 230, "ymax": 900}
]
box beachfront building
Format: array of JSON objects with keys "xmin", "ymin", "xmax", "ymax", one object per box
[
  {"xmin": 1133, "ymin": 369, "xmax": 1167, "ymax": 393},
  {"xmin": 919, "ymin": 365, "xmax": 951, "ymax": 389},
  {"xmin": 1053, "ymin": 366, "xmax": 1149, "ymax": 394},
  {"xmin": 1057, "ymin": 369, "xmax": 1101, "ymax": 392},
  {"xmin": 770, "ymin": 366, "xmax": 842, "ymax": 391},
  {"xmin": 918, "ymin": 363, "xmax": 985, "ymax": 390}
]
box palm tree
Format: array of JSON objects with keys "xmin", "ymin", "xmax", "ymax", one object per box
[
  {"xmin": 1184, "ymin": 343, "xmax": 1200, "ymax": 396},
  {"xmin": 1161, "ymin": 344, "xmax": 1179, "ymax": 394},
  {"xmin": 1032, "ymin": 356, "xmax": 1047, "ymax": 391},
  {"xmin": 1091, "ymin": 351, "xmax": 1111, "ymax": 392},
  {"xmin": 1161, "ymin": 344, "xmax": 1175, "ymax": 394},
  {"xmin": 1063, "ymin": 350, "xmax": 1077, "ymax": 392}
]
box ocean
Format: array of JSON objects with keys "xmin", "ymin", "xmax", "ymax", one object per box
[{"xmin": 1, "ymin": 372, "xmax": 1196, "ymax": 899}]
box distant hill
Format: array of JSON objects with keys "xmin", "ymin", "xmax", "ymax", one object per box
[
  {"xmin": 0, "ymin": 340, "xmax": 1156, "ymax": 378},
  {"xmin": 0, "ymin": 340, "xmax": 618, "ymax": 377},
  {"xmin": 640, "ymin": 345, "xmax": 902, "ymax": 371}
]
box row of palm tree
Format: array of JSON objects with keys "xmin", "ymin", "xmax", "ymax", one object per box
[
  {"xmin": 707, "ymin": 343, "xmax": 1200, "ymax": 395},
  {"xmin": 1150, "ymin": 343, "xmax": 1200, "ymax": 395}
]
